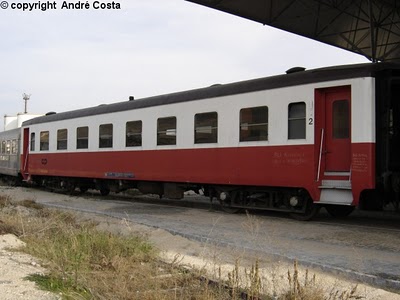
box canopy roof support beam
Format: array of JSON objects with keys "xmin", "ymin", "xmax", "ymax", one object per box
[{"xmin": 186, "ymin": 0, "xmax": 400, "ymax": 62}]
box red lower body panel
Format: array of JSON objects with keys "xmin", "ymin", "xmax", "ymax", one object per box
[
  {"xmin": 350, "ymin": 143, "xmax": 375, "ymax": 205},
  {"xmin": 27, "ymin": 145, "xmax": 317, "ymax": 196},
  {"xmin": 25, "ymin": 143, "xmax": 375, "ymax": 204}
]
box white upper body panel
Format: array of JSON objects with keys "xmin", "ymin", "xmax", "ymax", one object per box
[{"xmin": 25, "ymin": 77, "xmax": 375, "ymax": 154}]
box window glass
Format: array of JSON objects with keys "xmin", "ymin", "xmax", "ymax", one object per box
[
  {"xmin": 40, "ymin": 131, "xmax": 49, "ymax": 151},
  {"xmin": 30, "ymin": 133, "xmax": 35, "ymax": 151},
  {"xmin": 11, "ymin": 140, "xmax": 17, "ymax": 154},
  {"xmin": 240, "ymin": 106, "xmax": 268, "ymax": 142},
  {"xmin": 194, "ymin": 112, "xmax": 218, "ymax": 144},
  {"xmin": 99, "ymin": 124, "xmax": 113, "ymax": 148},
  {"xmin": 332, "ymin": 100, "xmax": 349, "ymax": 139},
  {"xmin": 288, "ymin": 102, "xmax": 306, "ymax": 139},
  {"xmin": 77, "ymin": 127, "xmax": 89, "ymax": 149},
  {"xmin": 1, "ymin": 140, "xmax": 5, "ymax": 154},
  {"xmin": 126, "ymin": 121, "xmax": 142, "ymax": 147},
  {"xmin": 57, "ymin": 129, "xmax": 68, "ymax": 150},
  {"xmin": 157, "ymin": 117, "xmax": 176, "ymax": 145},
  {"xmin": 5, "ymin": 141, "xmax": 11, "ymax": 154}
]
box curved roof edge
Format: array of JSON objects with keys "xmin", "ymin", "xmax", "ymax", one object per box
[{"xmin": 23, "ymin": 62, "xmax": 400, "ymax": 126}]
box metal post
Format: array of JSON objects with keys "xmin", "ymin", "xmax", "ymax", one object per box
[
  {"xmin": 22, "ymin": 93, "xmax": 31, "ymax": 114},
  {"xmin": 368, "ymin": 0, "xmax": 377, "ymax": 62}
]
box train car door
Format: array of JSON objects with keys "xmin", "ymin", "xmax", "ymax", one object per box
[
  {"xmin": 316, "ymin": 86, "xmax": 351, "ymax": 177},
  {"xmin": 22, "ymin": 128, "xmax": 30, "ymax": 179}
]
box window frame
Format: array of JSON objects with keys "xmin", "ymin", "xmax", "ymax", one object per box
[
  {"xmin": 239, "ymin": 106, "xmax": 269, "ymax": 142},
  {"xmin": 1, "ymin": 140, "xmax": 5, "ymax": 154},
  {"xmin": 40, "ymin": 131, "xmax": 49, "ymax": 151},
  {"xmin": 30, "ymin": 133, "xmax": 35, "ymax": 152},
  {"xmin": 5, "ymin": 140, "xmax": 11, "ymax": 154},
  {"xmin": 332, "ymin": 99, "xmax": 350, "ymax": 139},
  {"xmin": 76, "ymin": 126, "xmax": 89, "ymax": 149},
  {"xmin": 99, "ymin": 124, "xmax": 113, "ymax": 148},
  {"xmin": 288, "ymin": 102, "xmax": 306, "ymax": 140},
  {"xmin": 126, "ymin": 120, "xmax": 142, "ymax": 147},
  {"xmin": 57, "ymin": 129, "xmax": 68, "ymax": 150},
  {"xmin": 194, "ymin": 112, "xmax": 218, "ymax": 144},
  {"xmin": 11, "ymin": 139, "xmax": 17, "ymax": 154},
  {"xmin": 157, "ymin": 117, "xmax": 177, "ymax": 146}
]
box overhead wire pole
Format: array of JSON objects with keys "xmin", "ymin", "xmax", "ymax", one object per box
[
  {"xmin": 22, "ymin": 93, "xmax": 31, "ymax": 114},
  {"xmin": 369, "ymin": 0, "xmax": 377, "ymax": 62}
]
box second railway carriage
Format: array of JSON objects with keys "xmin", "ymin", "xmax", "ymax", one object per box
[
  {"xmin": 19, "ymin": 63, "xmax": 400, "ymax": 219},
  {"xmin": 0, "ymin": 128, "xmax": 21, "ymax": 184}
]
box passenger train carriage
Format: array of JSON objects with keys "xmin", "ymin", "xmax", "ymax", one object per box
[
  {"xmin": 2, "ymin": 62, "xmax": 400, "ymax": 220},
  {"xmin": 0, "ymin": 128, "xmax": 21, "ymax": 183}
]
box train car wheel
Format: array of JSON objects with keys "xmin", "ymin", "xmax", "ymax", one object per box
[
  {"xmin": 100, "ymin": 187, "xmax": 110, "ymax": 196},
  {"xmin": 290, "ymin": 198, "xmax": 320, "ymax": 221},
  {"xmin": 219, "ymin": 202, "xmax": 241, "ymax": 213},
  {"xmin": 325, "ymin": 205, "xmax": 355, "ymax": 217},
  {"xmin": 219, "ymin": 191, "xmax": 241, "ymax": 214},
  {"xmin": 79, "ymin": 186, "xmax": 89, "ymax": 193}
]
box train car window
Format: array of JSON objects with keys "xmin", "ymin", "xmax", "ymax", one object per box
[
  {"xmin": 99, "ymin": 124, "xmax": 113, "ymax": 148},
  {"xmin": 40, "ymin": 131, "xmax": 49, "ymax": 151},
  {"xmin": 11, "ymin": 140, "xmax": 17, "ymax": 154},
  {"xmin": 126, "ymin": 121, "xmax": 142, "ymax": 147},
  {"xmin": 57, "ymin": 129, "xmax": 68, "ymax": 150},
  {"xmin": 332, "ymin": 100, "xmax": 349, "ymax": 139},
  {"xmin": 30, "ymin": 133, "xmax": 35, "ymax": 151},
  {"xmin": 5, "ymin": 140, "xmax": 11, "ymax": 154},
  {"xmin": 157, "ymin": 117, "xmax": 176, "ymax": 145},
  {"xmin": 1, "ymin": 140, "xmax": 5, "ymax": 154},
  {"xmin": 240, "ymin": 106, "xmax": 268, "ymax": 142},
  {"xmin": 77, "ymin": 127, "xmax": 89, "ymax": 149},
  {"xmin": 288, "ymin": 102, "xmax": 306, "ymax": 139},
  {"xmin": 194, "ymin": 112, "xmax": 218, "ymax": 144}
]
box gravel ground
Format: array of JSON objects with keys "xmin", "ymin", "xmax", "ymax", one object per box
[
  {"xmin": 0, "ymin": 234, "xmax": 59, "ymax": 300},
  {"xmin": 1, "ymin": 186, "xmax": 400, "ymax": 299}
]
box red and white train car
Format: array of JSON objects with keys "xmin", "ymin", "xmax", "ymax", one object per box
[{"xmin": 19, "ymin": 63, "xmax": 400, "ymax": 219}]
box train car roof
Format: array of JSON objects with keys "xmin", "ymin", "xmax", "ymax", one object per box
[
  {"xmin": 23, "ymin": 62, "xmax": 400, "ymax": 126},
  {"xmin": 0, "ymin": 127, "xmax": 21, "ymax": 139}
]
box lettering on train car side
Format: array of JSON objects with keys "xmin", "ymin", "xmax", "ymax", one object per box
[
  {"xmin": 105, "ymin": 172, "xmax": 135, "ymax": 179},
  {"xmin": 273, "ymin": 152, "xmax": 306, "ymax": 166}
]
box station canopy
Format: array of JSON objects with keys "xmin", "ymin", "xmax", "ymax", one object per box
[{"xmin": 186, "ymin": 0, "xmax": 400, "ymax": 62}]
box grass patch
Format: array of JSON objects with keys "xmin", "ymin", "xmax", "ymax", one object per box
[
  {"xmin": 19, "ymin": 199, "xmax": 45, "ymax": 210},
  {"xmin": 0, "ymin": 194, "xmax": 362, "ymax": 299},
  {"xmin": 20, "ymin": 211, "xmax": 160, "ymax": 299},
  {"xmin": 0, "ymin": 219, "xmax": 20, "ymax": 235},
  {"xmin": 0, "ymin": 194, "xmax": 11, "ymax": 208},
  {"xmin": 25, "ymin": 273, "xmax": 91, "ymax": 298}
]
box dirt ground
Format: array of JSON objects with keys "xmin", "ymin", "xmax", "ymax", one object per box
[
  {"xmin": 1, "ymin": 186, "xmax": 400, "ymax": 299},
  {"xmin": 0, "ymin": 234, "xmax": 60, "ymax": 300}
]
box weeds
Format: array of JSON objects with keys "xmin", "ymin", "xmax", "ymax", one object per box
[
  {"xmin": 284, "ymin": 260, "xmax": 321, "ymax": 300},
  {"xmin": 0, "ymin": 195, "xmax": 23, "ymax": 235},
  {"xmin": 21, "ymin": 214, "xmax": 158, "ymax": 299},
  {"xmin": 0, "ymin": 194, "xmax": 11, "ymax": 208},
  {"xmin": 0, "ymin": 195, "xmax": 363, "ymax": 300}
]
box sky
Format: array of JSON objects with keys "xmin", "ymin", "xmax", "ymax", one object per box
[{"xmin": 0, "ymin": 0, "xmax": 369, "ymax": 131}]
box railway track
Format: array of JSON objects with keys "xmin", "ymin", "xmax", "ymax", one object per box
[
  {"xmin": 2, "ymin": 185, "xmax": 400, "ymax": 292},
  {"xmin": 76, "ymin": 188, "xmax": 400, "ymax": 233}
]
